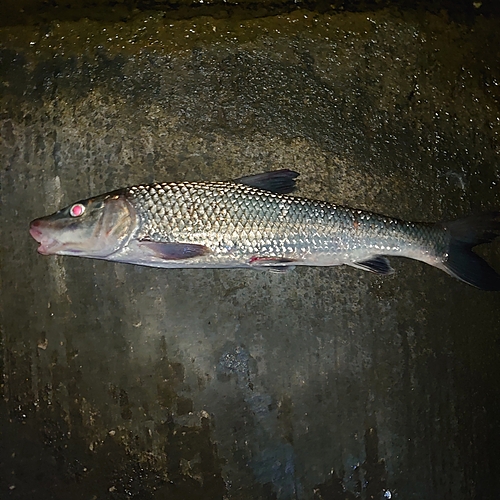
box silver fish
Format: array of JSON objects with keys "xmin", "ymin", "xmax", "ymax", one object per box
[{"xmin": 29, "ymin": 170, "xmax": 500, "ymax": 290}]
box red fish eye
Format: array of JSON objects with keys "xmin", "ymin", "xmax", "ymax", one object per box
[{"xmin": 70, "ymin": 203, "xmax": 85, "ymax": 217}]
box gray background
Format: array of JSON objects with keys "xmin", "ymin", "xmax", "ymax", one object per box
[{"xmin": 1, "ymin": 3, "xmax": 499, "ymax": 499}]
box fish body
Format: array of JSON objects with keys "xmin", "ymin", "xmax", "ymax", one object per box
[{"xmin": 29, "ymin": 170, "xmax": 500, "ymax": 290}]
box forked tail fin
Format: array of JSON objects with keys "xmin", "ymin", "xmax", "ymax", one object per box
[{"xmin": 442, "ymin": 212, "xmax": 500, "ymax": 290}]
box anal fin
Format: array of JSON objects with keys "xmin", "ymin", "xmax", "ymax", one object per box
[{"xmin": 349, "ymin": 256, "xmax": 394, "ymax": 275}]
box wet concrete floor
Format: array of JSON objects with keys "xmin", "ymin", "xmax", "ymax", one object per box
[{"xmin": 1, "ymin": 4, "xmax": 500, "ymax": 499}]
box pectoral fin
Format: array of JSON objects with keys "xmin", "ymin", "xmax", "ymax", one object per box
[
  {"xmin": 349, "ymin": 256, "xmax": 394, "ymax": 275},
  {"xmin": 138, "ymin": 241, "xmax": 211, "ymax": 260}
]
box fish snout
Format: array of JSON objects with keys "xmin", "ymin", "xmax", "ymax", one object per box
[
  {"xmin": 29, "ymin": 219, "xmax": 58, "ymax": 255},
  {"xmin": 29, "ymin": 219, "xmax": 45, "ymax": 242}
]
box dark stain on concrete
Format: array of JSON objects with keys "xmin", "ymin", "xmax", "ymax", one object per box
[
  {"xmin": 312, "ymin": 423, "xmax": 387, "ymax": 499},
  {"xmin": 0, "ymin": 337, "xmax": 226, "ymax": 499}
]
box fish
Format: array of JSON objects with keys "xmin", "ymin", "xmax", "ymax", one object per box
[{"xmin": 29, "ymin": 169, "xmax": 500, "ymax": 290}]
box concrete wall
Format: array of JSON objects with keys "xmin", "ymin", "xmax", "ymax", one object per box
[{"xmin": 1, "ymin": 6, "xmax": 499, "ymax": 499}]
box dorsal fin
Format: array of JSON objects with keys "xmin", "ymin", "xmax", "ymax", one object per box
[{"xmin": 234, "ymin": 169, "xmax": 299, "ymax": 194}]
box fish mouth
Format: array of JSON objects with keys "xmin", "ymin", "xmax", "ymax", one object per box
[{"xmin": 29, "ymin": 220, "xmax": 64, "ymax": 255}]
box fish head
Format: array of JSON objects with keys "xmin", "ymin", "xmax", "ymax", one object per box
[{"xmin": 29, "ymin": 191, "xmax": 136, "ymax": 257}]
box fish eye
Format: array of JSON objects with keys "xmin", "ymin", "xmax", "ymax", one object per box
[{"xmin": 69, "ymin": 203, "xmax": 85, "ymax": 217}]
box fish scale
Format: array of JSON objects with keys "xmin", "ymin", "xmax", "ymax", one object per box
[
  {"xmin": 29, "ymin": 169, "xmax": 500, "ymax": 289},
  {"xmin": 124, "ymin": 181, "xmax": 447, "ymax": 265}
]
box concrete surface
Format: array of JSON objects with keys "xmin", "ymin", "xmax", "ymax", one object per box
[
  {"xmin": 4, "ymin": 1, "xmax": 500, "ymax": 28},
  {"xmin": 1, "ymin": 5, "xmax": 500, "ymax": 499}
]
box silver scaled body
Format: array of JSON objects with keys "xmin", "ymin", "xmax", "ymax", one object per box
[
  {"xmin": 117, "ymin": 181, "xmax": 446, "ymax": 270},
  {"xmin": 29, "ymin": 170, "xmax": 500, "ymax": 289}
]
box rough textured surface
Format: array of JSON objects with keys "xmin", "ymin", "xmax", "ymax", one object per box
[
  {"xmin": 1, "ymin": 5, "xmax": 500, "ymax": 500},
  {"xmin": 4, "ymin": 0, "xmax": 500, "ymax": 28}
]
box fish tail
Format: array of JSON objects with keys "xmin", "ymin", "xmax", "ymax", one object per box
[{"xmin": 441, "ymin": 212, "xmax": 500, "ymax": 290}]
